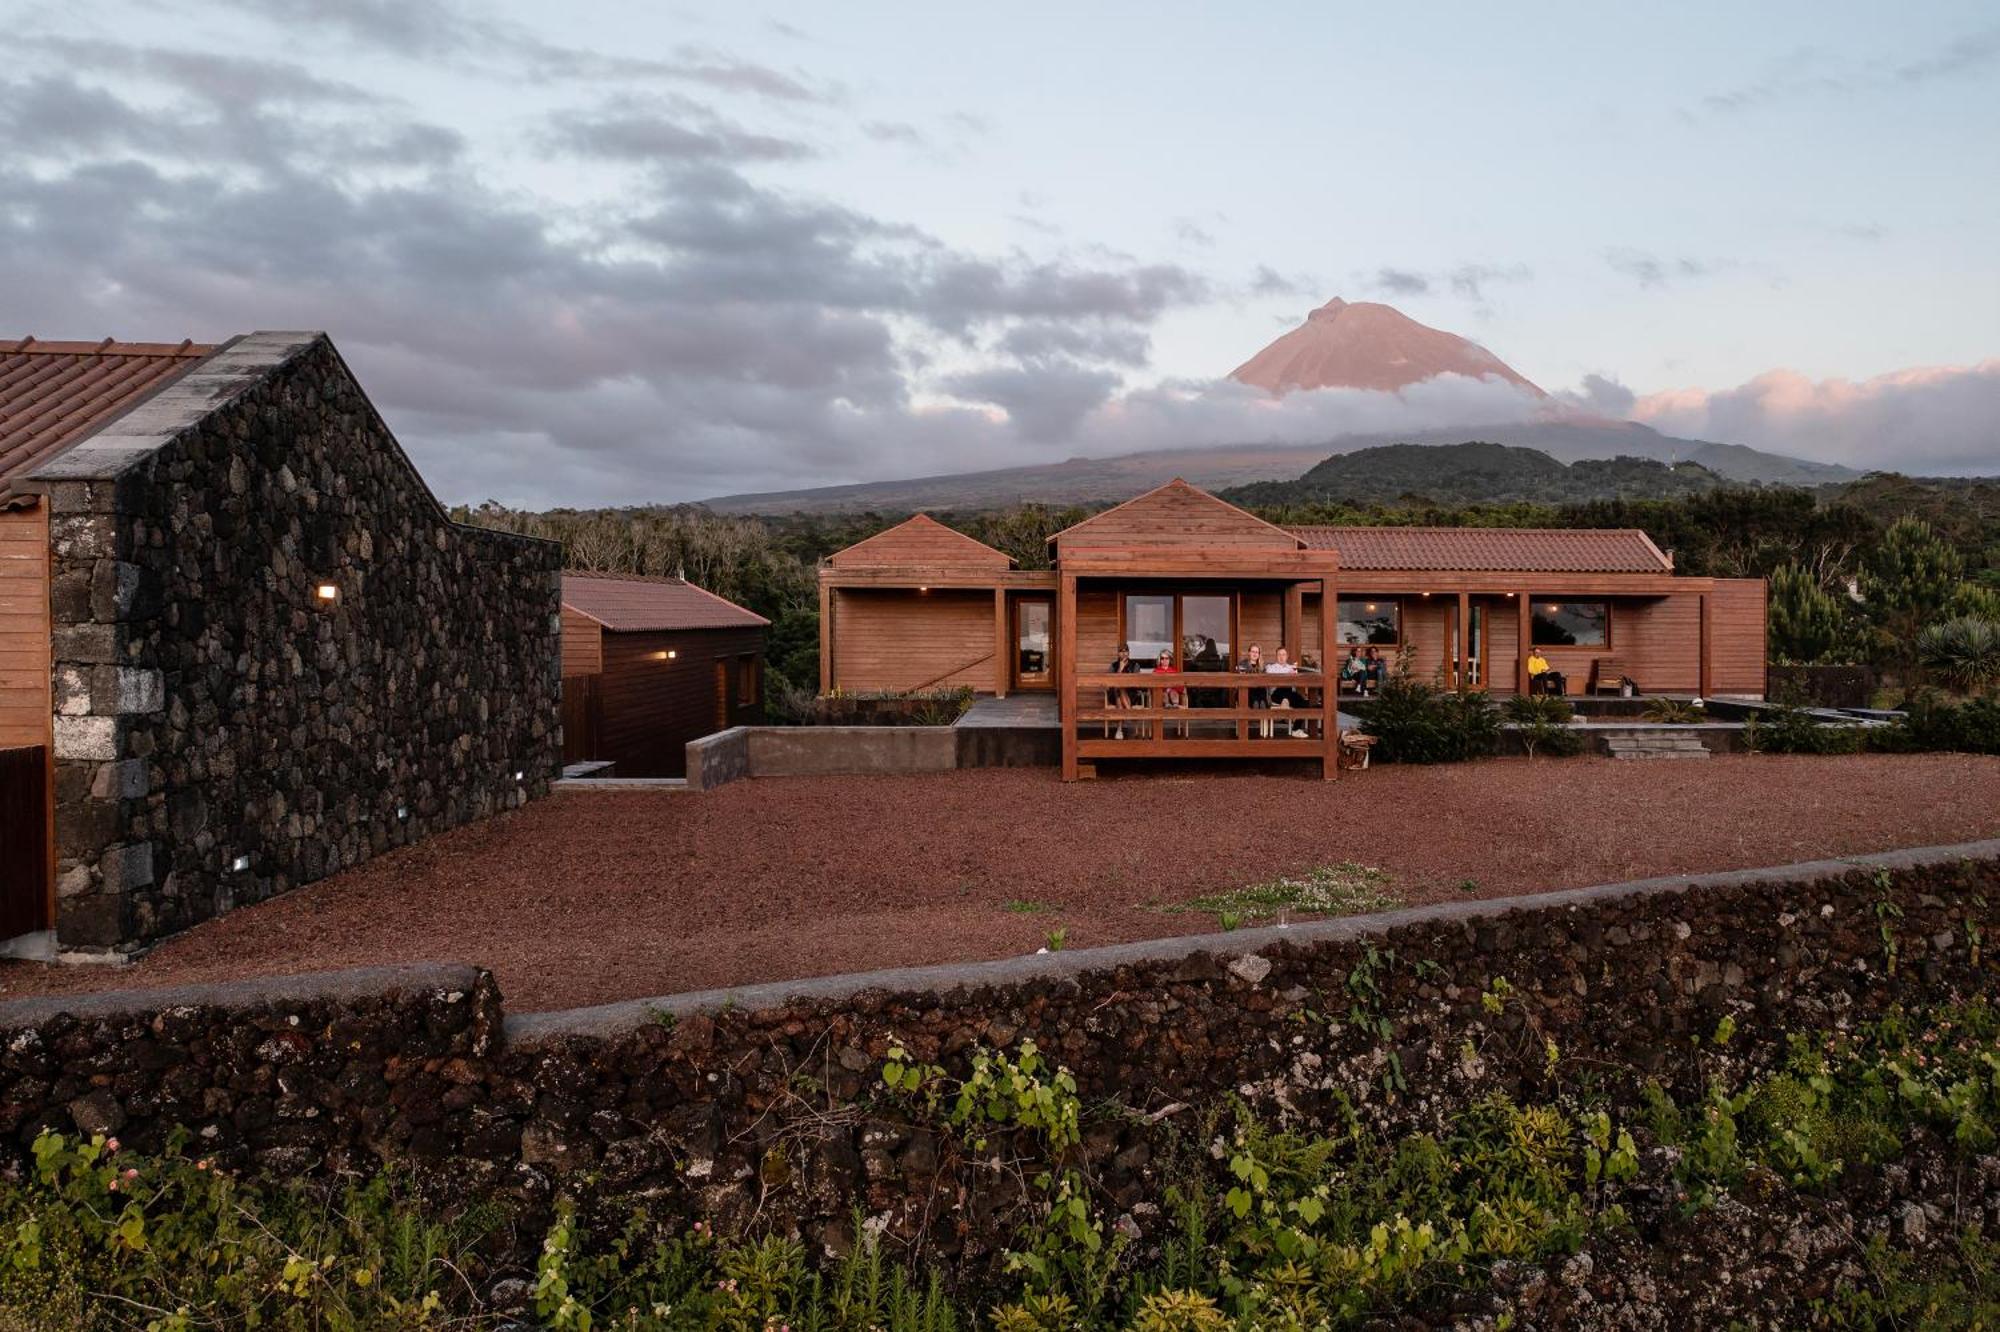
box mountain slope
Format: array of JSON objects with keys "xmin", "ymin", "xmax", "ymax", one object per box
[
  {"xmin": 1230, "ymin": 297, "xmax": 1545, "ymax": 396},
  {"xmin": 1219, "ymin": 441, "xmax": 1727, "ymax": 506},
  {"xmin": 698, "ymin": 422, "xmax": 1854, "ymax": 513}
]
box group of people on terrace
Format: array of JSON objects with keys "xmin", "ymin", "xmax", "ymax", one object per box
[{"xmin": 1106, "ymin": 640, "xmax": 1385, "ymax": 739}]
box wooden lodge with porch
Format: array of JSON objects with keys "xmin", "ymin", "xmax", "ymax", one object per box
[{"xmin": 817, "ymin": 480, "xmax": 1767, "ymax": 781}]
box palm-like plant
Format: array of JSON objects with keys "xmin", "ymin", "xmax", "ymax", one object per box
[{"xmin": 1917, "ymin": 616, "xmax": 2000, "ymax": 696}]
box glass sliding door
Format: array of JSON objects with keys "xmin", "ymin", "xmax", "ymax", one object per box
[
  {"xmin": 1123, "ymin": 594, "xmax": 1175, "ymax": 664},
  {"xmin": 1014, "ymin": 596, "xmax": 1052, "ymax": 689}
]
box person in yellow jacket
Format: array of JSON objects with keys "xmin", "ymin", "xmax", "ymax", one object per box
[
  {"xmin": 1526, "ymin": 649, "xmax": 1558, "ymax": 696},
  {"xmin": 1527, "ymin": 649, "xmax": 1550, "ymax": 678}
]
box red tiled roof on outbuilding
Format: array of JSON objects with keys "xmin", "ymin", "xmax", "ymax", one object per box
[
  {"xmin": 561, "ymin": 572, "xmax": 769, "ymax": 632},
  {"xmin": 1289, "ymin": 525, "xmax": 1672, "ymax": 573},
  {"xmin": 0, "ymin": 337, "xmax": 219, "ymax": 499}
]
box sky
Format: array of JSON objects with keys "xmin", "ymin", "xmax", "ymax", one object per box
[{"xmin": 2, "ymin": 1, "xmax": 1997, "ymax": 505}]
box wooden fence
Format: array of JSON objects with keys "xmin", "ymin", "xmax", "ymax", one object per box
[{"xmin": 0, "ymin": 746, "xmax": 48, "ymax": 939}]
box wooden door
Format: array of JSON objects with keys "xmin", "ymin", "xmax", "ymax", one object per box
[{"xmin": 0, "ymin": 746, "xmax": 49, "ymax": 939}]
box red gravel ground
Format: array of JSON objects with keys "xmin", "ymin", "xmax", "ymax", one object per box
[{"xmin": 3, "ymin": 754, "xmax": 1998, "ymax": 1013}]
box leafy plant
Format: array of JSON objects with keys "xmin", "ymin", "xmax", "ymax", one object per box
[
  {"xmin": 1362, "ymin": 674, "xmax": 1498, "ymax": 764},
  {"xmin": 1917, "ymin": 616, "xmax": 2000, "ymax": 696},
  {"xmin": 1502, "ymin": 694, "xmax": 1584, "ymax": 758},
  {"xmin": 1768, "ymin": 561, "xmax": 1854, "ymax": 665},
  {"xmin": 1642, "ymin": 697, "xmax": 1703, "ymax": 724}
]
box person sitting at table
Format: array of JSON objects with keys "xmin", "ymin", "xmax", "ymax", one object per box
[
  {"xmin": 1240, "ymin": 643, "xmax": 1271, "ymax": 735},
  {"xmin": 1265, "ymin": 648, "xmax": 1308, "ymax": 735},
  {"xmin": 1152, "ymin": 648, "xmax": 1185, "ymax": 734},
  {"xmin": 1107, "ymin": 642, "xmax": 1141, "ymax": 738},
  {"xmin": 1359, "ymin": 646, "xmax": 1387, "ymax": 696},
  {"xmin": 1339, "ymin": 646, "xmax": 1366, "ymax": 693}
]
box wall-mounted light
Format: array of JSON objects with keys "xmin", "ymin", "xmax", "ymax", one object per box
[
  {"xmin": 229, "ymin": 853, "xmax": 251, "ymax": 872},
  {"xmin": 513, "ymin": 770, "xmax": 525, "ymax": 783},
  {"xmin": 396, "ymin": 805, "xmax": 408, "ymax": 821},
  {"xmin": 919, "ymin": 585, "xmax": 929, "ymax": 593},
  {"xmin": 315, "ymin": 583, "xmax": 339, "ymax": 603}
]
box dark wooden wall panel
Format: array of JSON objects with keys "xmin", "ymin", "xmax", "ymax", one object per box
[{"xmin": 591, "ymin": 626, "xmax": 764, "ymax": 778}]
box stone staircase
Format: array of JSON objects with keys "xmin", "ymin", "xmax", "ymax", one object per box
[{"xmin": 1605, "ymin": 734, "xmax": 1712, "ymax": 760}]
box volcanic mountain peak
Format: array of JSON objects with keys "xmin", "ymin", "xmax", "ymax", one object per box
[{"xmin": 1231, "ymin": 297, "xmax": 1545, "ymax": 398}]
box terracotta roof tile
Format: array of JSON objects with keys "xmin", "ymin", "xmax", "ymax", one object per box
[
  {"xmin": 0, "ymin": 337, "xmax": 219, "ymax": 498},
  {"xmin": 562, "ymin": 573, "xmax": 769, "ymax": 632},
  {"xmin": 1289, "ymin": 525, "xmax": 1671, "ymax": 573}
]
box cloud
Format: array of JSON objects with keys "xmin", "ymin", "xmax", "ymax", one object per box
[
  {"xmin": 1604, "ymin": 248, "xmax": 1735, "ymax": 288},
  {"xmin": 544, "ymin": 97, "xmax": 814, "ymax": 163},
  {"xmin": 1632, "ymin": 362, "xmax": 2000, "ymax": 475},
  {"xmin": 944, "ymin": 363, "xmax": 1123, "ymax": 440},
  {"xmin": 1693, "ymin": 25, "xmax": 2000, "ymax": 116},
  {"xmin": 1172, "ymin": 218, "xmax": 1216, "ymax": 248},
  {"xmin": 1557, "ymin": 373, "xmax": 1639, "ymax": 418},
  {"xmin": 1359, "ymin": 262, "xmax": 1531, "ymax": 302},
  {"xmin": 996, "ymin": 322, "xmax": 1152, "ymax": 366}
]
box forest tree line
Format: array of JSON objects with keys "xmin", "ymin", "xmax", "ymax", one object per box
[{"xmin": 456, "ymin": 470, "xmax": 2000, "ymax": 703}]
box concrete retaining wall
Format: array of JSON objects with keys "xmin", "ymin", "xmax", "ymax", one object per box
[
  {"xmin": 745, "ymin": 725, "xmax": 957, "ymax": 776},
  {"xmin": 685, "ymin": 727, "xmax": 749, "ymax": 792}
]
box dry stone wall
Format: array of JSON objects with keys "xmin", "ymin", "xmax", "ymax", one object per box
[
  {"xmin": 0, "ymin": 841, "xmax": 1994, "ymax": 1268},
  {"xmin": 34, "ymin": 333, "xmax": 562, "ymax": 951}
]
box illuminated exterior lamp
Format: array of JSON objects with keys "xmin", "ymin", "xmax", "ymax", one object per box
[{"xmin": 315, "ymin": 583, "xmax": 339, "ymax": 603}]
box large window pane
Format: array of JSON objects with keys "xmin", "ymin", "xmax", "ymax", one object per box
[
  {"xmin": 1337, "ymin": 597, "xmax": 1400, "ymax": 645},
  {"xmin": 1124, "ymin": 594, "xmax": 1174, "ymax": 664},
  {"xmin": 1531, "ymin": 601, "xmax": 1608, "ymax": 647},
  {"xmin": 1181, "ymin": 595, "xmax": 1231, "ymax": 670}
]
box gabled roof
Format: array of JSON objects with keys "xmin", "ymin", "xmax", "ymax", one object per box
[
  {"xmin": 562, "ymin": 572, "xmax": 769, "ymax": 632},
  {"xmin": 0, "ymin": 337, "xmax": 219, "ymax": 500},
  {"xmin": 1289, "ymin": 526, "xmax": 1672, "ymax": 573},
  {"xmin": 824, "ymin": 513, "xmax": 1013, "ymax": 569},
  {"xmin": 1051, "ymin": 478, "xmax": 1303, "ymax": 550}
]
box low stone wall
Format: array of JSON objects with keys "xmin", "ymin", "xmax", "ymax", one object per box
[
  {"xmin": 3, "ymin": 840, "xmax": 1995, "ymax": 1264},
  {"xmin": 684, "ymin": 726, "xmax": 748, "ymax": 792}
]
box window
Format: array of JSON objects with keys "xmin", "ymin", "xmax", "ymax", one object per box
[
  {"xmin": 1337, "ymin": 598, "xmax": 1400, "ymax": 645},
  {"xmin": 1123, "ymin": 594, "xmax": 1175, "ymax": 664},
  {"xmin": 1181, "ymin": 594, "xmax": 1230, "ymax": 670},
  {"xmin": 736, "ymin": 654, "xmax": 758, "ymax": 705},
  {"xmin": 1531, "ymin": 602, "xmax": 1608, "ymax": 647}
]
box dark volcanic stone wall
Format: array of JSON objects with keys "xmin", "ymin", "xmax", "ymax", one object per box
[
  {"xmin": 40, "ymin": 333, "xmax": 561, "ymax": 950},
  {"xmin": 0, "ymin": 843, "xmax": 1994, "ymax": 1269}
]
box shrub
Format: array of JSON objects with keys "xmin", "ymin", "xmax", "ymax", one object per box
[
  {"xmin": 1501, "ymin": 694, "xmax": 1585, "ymax": 759},
  {"xmin": 1743, "ymin": 703, "xmax": 1866, "ymax": 755},
  {"xmin": 1916, "ymin": 616, "xmax": 2000, "ymax": 696},
  {"xmin": 1362, "ymin": 676, "xmax": 1497, "ymax": 763},
  {"xmin": 1642, "ymin": 697, "xmax": 1702, "ymax": 724},
  {"xmin": 1768, "ymin": 561, "xmax": 1853, "ymax": 664},
  {"xmin": 1880, "ymin": 691, "xmax": 2000, "ymax": 754}
]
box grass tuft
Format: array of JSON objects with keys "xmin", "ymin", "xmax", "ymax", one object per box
[{"xmin": 1162, "ymin": 863, "xmax": 1400, "ymax": 927}]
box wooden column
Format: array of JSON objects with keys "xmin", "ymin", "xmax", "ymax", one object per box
[
  {"xmin": 1456, "ymin": 591, "xmax": 1471, "ymax": 691},
  {"xmin": 1058, "ymin": 572, "xmax": 1079, "ymax": 781},
  {"xmin": 993, "ymin": 586, "xmax": 1009, "ymax": 698},
  {"xmin": 1283, "ymin": 584, "xmax": 1303, "ymax": 655},
  {"xmin": 817, "ymin": 577, "xmax": 833, "ymax": 694},
  {"xmin": 1698, "ymin": 592, "xmax": 1712, "ymax": 699},
  {"xmin": 1319, "ymin": 576, "xmax": 1339, "ymax": 780},
  {"xmin": 1516, "ymin": 592, "xmax": 1531, "ymax": 695}
]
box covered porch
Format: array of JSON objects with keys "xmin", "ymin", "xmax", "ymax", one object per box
[{"xmin": 1057, "ymin": 547, "xmax": 1343, "ymax": 780}]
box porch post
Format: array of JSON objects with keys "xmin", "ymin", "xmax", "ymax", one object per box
[
  {"xmin": 1456, "ymin": 591, "xmax": 1471, "ymax": 691},
  {"xmin": 1516, "ymin": 592, "xmax": 1531, "ymax": 695},
  {"xmin": 1059, "ymin": 572, "xmax": 1078, "ymax": 781},
  {"xmin": 1698, "ymin": 592, "xmax": 1712, "ymax": 698},
  {"xmin": 1319, "ymin": 576, "xmax": 1339, "ymax": 780},
  {"xmin": 818, "ymin": 576, "xmax": 833, "ymax": 694},
  {"xmin": 993, "ymin": 586, "xmax": 1008, "ymax": 698},
  {"xmin": 1283, "ymin": 584, "xmax": 1303, "ymax": 655}
]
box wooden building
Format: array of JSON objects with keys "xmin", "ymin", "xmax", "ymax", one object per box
[
  {"xmin": 560, "ymin": 574, "xmax": 768, "ymax": 778},
  {"xmin": 817, "ymin": 479, "xmax": 1768, "ymax": 780}
]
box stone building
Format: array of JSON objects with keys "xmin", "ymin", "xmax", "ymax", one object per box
[{"xmin": 0, "ymin": 333, "xmax": 563, "ymax": 955}]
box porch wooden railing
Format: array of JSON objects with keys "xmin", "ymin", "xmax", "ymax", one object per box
[{"xmin": 1072, "ymin": 672, "xmax": 1334, "ymax": 759}]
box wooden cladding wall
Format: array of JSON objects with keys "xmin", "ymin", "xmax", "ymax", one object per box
[
  {"xmin": 0, "ymin": 506, "xmax": 50, "ymax": 751},
  {"xmin": 830, "ymin": 589, "xmax": 994, "ymax": 693},
  {"xmin": 1615, "ymin": 595, "xmax": 1700, "ymax": 694},
  {"xmin": 560, "ymin": 607, "xmax": 603, "ymax": 677},
  {"xmin": 592, "ymin": 626, "xmax": 764, "ymax": 779},
  {"xmin": 1710, "ymin": 579, "xmax": 1769, "ymax": 696}
]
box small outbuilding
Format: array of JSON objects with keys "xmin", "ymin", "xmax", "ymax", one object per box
[{"xmin": 560, "ymin": 574, "xmax": 768, "ymax": 778}]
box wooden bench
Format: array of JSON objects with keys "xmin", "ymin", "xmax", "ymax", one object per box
[{"xmin": 1587, "ymin": 658, "xmax": 1636, "ymax": 695}]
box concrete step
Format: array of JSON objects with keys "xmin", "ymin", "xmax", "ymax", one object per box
[{"xmin": 1609, "ymin": 747, "xmax": 1712, "ymax": 759}]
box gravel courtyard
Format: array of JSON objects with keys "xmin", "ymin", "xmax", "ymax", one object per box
[{"xmin": 4, "ymin": 753, "xmax": 1998, "ymax": 1012}]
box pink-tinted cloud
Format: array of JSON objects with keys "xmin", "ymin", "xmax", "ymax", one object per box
[{"xmin": 1632, "ymin": 361, "xmax": 2000, "ymax": 476}]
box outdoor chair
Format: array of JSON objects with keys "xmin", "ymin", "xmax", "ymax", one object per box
[{"xmin": 1587, "ymin": 658, "xmax": 1637, "ymax": 695}]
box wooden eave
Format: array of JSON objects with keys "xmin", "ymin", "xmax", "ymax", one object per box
[{"xmin": 818, "ymin": 567, "xmax": 1056, "ymax": 590}]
